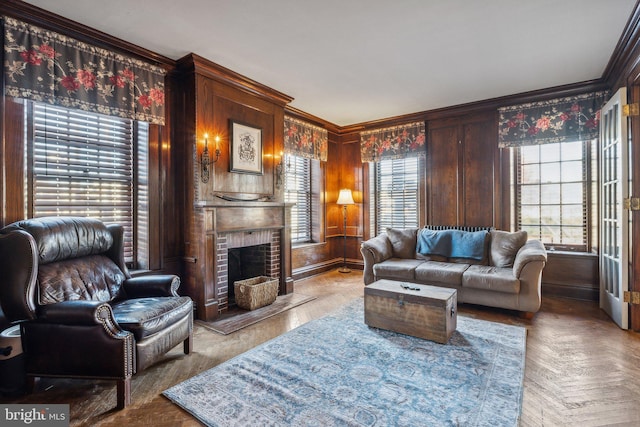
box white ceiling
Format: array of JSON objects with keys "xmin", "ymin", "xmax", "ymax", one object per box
[{"xmin": 23, "ymin": 0, "xmax": 638, "ymax": 126}]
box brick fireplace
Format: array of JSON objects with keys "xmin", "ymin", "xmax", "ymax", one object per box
[
  {"xmin": 217, "ymin": 229, "xmax": 280, "ymax": 310},
  {"xmin": 184, "ymin": 202, "xmax": 293, "ymax": 321}
]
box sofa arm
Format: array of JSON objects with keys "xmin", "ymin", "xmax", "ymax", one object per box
[
  {"xmin": 512, "ymin": 240, "xmax": 547, "ymax": 278},
  {"xmin": 123, "ymin": 275, "xmax": 181, "ymax": 298},
  {"xmin": 360, "ymin": 234, "xmax": 393, "ymax": 285},
  {"xmin": 512, "ymin": 239, "xmax": 547, "ymax": 313}
]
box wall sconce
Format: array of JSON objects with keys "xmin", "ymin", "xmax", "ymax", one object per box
[
  {"xmin": 201, "ymin": 133, "xmax": 221, "ymax": 183},
  {"xmin": 275, "ymin": 151, "xmax": 285, "ymax": 189}
]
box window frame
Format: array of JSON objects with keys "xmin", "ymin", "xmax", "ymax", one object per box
[
  {"xmin": 513, "ymin": 140, "xmax": 594, "ymax": 252},
  {"xmin": 284, "ymin": 153, "xmax": 313, "ymax": 244},
  {"xmin": 24, "ymin": 100, "xmax": 149, "ymax": 268},
  {"xmin": 369, "ymin": 156, "xmax": 421, "ymax": 237}
]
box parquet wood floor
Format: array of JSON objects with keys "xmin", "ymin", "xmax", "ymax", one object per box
[{"xmin": 2, "ymin": 270, "xmax": 639, "ymax": 426}]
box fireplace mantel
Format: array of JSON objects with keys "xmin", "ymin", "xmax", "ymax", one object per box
[{"xmin": 183, "ymin": 202, "xmax": 293, "ymax": 321}]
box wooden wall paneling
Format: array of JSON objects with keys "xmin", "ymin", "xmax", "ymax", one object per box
[
  {"xmin": 326, "ymin": 139, "xmax": 341, "ymax": 238},
  {"xmin": 542, "ymin": 252, "xmax": 599, "ymax": 301},
  {"xmin": 2, "ymin": 98, "xmax": 25, "ymax": 226},
  {"xmin": 461, "ymin": 115, "xmax": 497, "ymax": 227},
  {"xmin": 428, "ymin": 123, "xmax": 460, "ymax": 225}
]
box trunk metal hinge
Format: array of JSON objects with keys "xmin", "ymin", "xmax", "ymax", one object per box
[
  {"xmin": 623, "ymin": 197, "xmax": 640, "ymax": 211},
  {"xmin": 623, "ymin": 103, "xmax": 640, "ymax": 116}
]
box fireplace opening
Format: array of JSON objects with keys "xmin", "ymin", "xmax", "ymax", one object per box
[{"xmin": 228, "ymin": 243, "xmax": 268, "ymax": 306}]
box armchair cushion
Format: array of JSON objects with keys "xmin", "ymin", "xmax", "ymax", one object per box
[
  {"xmin": 38, "ymin": 255, "xmax": 126, "ymax": 304},
  {"xmin": 112, "ymin": 296, "xmax": 193, "ymax": 341},
  {"xmin": 2, "ymin": 216, "xmax": 113, "ymax": 264}
]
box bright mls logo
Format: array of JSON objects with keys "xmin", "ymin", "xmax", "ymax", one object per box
[{"xmin": 1, "ymin": 404, "xmax": 69, "ymax": 426}]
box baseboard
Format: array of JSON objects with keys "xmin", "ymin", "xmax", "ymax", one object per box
[{"xmin": 542, "ymin": 282, "xmax": 599, "ymax": 301}]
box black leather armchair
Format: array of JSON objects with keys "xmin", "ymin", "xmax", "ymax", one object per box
[{"xmin": 0, "ymin": 217, "xmax": 193, "ymax": 409}]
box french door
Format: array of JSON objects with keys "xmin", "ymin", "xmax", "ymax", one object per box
[{"xmin": 599, "ymin": 87, "xmax": 629, "ymax": 329}]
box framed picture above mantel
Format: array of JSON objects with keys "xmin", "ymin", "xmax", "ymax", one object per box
[{"xmin": 230, "ymin": 121, "xmax": 263, "ymax": 175}]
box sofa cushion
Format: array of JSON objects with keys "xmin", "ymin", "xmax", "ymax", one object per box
[
  {"xmin": 112, "ymin": 296, "xmax": 193, "ymax": 341},
  {"xmin": 373, "ymin": 259, "xmax": 423, "ymax": 281},
  {"xmin": 386, "ymin": 227, "xmax": 418, "ymax": 259},
  {"xmin": 490, "ymin": 230, "xmax": 528, "ymax": 267},
  {"xmin": 361, "ymin": 233, "xmax": 394, "ymax": 263},
  {"xmin": 415, "ymin": 261, "xmax": 468, "ymax": 286},
  {"xmin": 462, "ymin": 265, "xmax": 520, "ymax": 294}
]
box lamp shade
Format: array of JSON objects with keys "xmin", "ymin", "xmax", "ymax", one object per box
[{"xmin": 336, "ymin": 189, "xmax": 355, "ymax": 205}]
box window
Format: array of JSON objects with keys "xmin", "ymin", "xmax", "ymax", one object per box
[
  {"xmin": 369, "ymin": 157, "xmax": 419, "ymax": 236},
  {"xmin": 284, "ymin": 154, "xmax": 312, "ymax": 243},
  {"xmin": 25, "ymin": 101, "xmax": 149, "ymax": 266},
  {"xmin": 515, "ymin": 140, "xmax": 592, "ymax": 251}
]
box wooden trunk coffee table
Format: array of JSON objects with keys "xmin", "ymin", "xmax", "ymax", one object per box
[{"xmin": 364, "ymin": 279, "xmax": 457, "ymax": 344}]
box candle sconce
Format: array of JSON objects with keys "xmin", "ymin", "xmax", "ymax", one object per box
[{"xmin": 201, "ymin": 133, "xmax": 221, "ymax": 183}]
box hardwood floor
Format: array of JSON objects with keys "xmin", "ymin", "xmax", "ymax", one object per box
[{"xmin": 2, "ymin": 270, "xmax": 640, "ymax": 426}]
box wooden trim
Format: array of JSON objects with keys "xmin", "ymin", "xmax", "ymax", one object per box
[
  {"xmin": 338, "ymin": 80, "xmax": 607, "ymax": 135},
  {"xmin": 176, "ymin": 54, "xmax": 293, "ymax": 107},
  {"xmin": 603, "ymin": 1, "xmax": 640, "ymax": 89}
]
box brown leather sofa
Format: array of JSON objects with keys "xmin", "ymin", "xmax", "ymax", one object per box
[{"xmin": 0, "ymin": 216, "xmax": 193, "ymax": 408}]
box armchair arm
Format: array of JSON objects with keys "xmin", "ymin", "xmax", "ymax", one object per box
[
  {"xmin": 24, "ymin": 300, "xmax": 135, "ymax": 378},
  {"xmin": 123, "ymin": 275, "xmax": 181, "ymax": 298},
  {"xmin": 38, "ymin": 300, "xmax": 116, "ymax": 326}
]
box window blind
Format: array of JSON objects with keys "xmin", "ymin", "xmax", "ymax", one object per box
[
  {"xmin": 370, "ymin": 157, "xmax": 419, "ymax": 235},
  {"xmin": 30, "ymin": 102, "xmax": 136, "ymax": 261},
  {"xmin": 284, "ymin": 154, "xmax": 312, "ymax": 243}
]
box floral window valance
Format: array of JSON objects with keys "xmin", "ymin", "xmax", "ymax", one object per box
[
  {"xmin": 284, "ymin": 116, "xmax": 328, "ymax": 161},
  {"xmin": 498, "ymin": 91, "xmax": 608, "ymax": 148},
  {"xmin": 360, "ymin": 121, "xmax": 426, "ymax": 162},
  {"xmin": 3, "ymin": 17, "xmax": 166, "ymax": 125}
]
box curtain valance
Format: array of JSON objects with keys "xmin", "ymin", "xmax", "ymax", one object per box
[
  {"xmin": 360, "ymin": 121, "xmax": 426, "ymax": 162},
  {"xmin": 284, "ymin": 116, "xmax": 328, "ymax": 161},
  {"xmin": 498, "ymin": 91, "xmax": 608, "ymax": 148},
  {"xmin": 3, "ymin": 17, "xmax": 166, "ymax": 125}
]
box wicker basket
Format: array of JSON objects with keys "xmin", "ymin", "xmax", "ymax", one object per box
[{"xmin": 234, "ymin": 276, "xmax": 279, "ymax": 310}]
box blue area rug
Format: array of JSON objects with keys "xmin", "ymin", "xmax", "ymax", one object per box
[{"xmin": 163, "ymin": 298, "xmax": 526, "ymax": 426}]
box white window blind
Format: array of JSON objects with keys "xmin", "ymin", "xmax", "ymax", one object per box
[
  {"xmin": 28, "ymin": 102, "xmax": 147, "ymax": 264},
  {"xmin": 369, "ymin": 157, "xmax": 419, "ymax": 236},
  {"xmin": 284, "ymin": 154, "xmax": 312, "ymax": 243}
]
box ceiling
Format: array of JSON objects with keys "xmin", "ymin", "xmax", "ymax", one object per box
[{"xmin": 23, "ymin": 0, "xmax": 638, "ymax": 127}]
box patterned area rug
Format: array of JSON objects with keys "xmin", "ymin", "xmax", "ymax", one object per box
[{"xmin": 164, "ymin": 298, "xmax": 526, "ymax": 426}]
